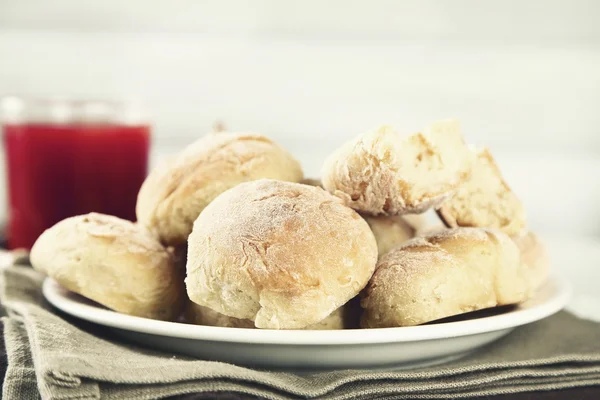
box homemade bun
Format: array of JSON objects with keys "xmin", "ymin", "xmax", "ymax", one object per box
[
  {"xmin": 364, "ymin": 215, "xmax": 415, "ymax": 256},
  {"xmin": 185, "ymin": 303, "xmax": 345, "ymax": 330},
  {"xmin": 512, "ymin": 231, "xmax": 549, "ymax": 290},
  {"xmin": 30, "ymin": 213, "xmax": 184, "ymax": 320},
  {"xmin": 137, "ymin": 132, "xmax": 303, "ymax": 245},
  {"xmin": 185, "ymin": 179, "xmax": 378, "ymax": 329},
  {"xmin": 437, "ymin": 147, "xmax": 526, "ymax": 236},
  {"xmin": 361, "ymin": 227, "xmax": 530, "ymax": 327},
  {"xmin": 322, "ymin": 120, "xmax": 473, "ymax": 215}
]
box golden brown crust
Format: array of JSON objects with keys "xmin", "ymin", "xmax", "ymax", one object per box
[
  {"xmin": 136, "ymin": 132, "xmax": 303, "ymax": 245},
  {"xmin": 185, "ymin": 179, "xmax": 378, "ymax": 329},
  {"xmin": 437, "ymin": 147, "xmax": 526, "ymax": 236},
  {"xmin": 30, "ymin": 213, "xmax": 184, "ymax": 320},
  {"xmin": 361, "ymin": 227, "xmax": 531, "ymax": 327},
  {"xmin": 321, "ymin": 120, "xmax": 473, "ymax": 216}
]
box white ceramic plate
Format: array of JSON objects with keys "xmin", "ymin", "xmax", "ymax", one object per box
[{"xmin": 43, "ymin": 276, "xmax": 571, "ymax": 371}]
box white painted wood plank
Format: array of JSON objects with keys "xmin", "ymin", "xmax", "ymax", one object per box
[
  {"xmin": 0, "ymin": 0, "xmax": 599, "ymax": 42},
  {"xmin": 1, "ymin": 32, "xmax": 599, "ymax": 153}
]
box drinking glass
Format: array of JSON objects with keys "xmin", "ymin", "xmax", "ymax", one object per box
[{"xmin": 1, "ymin": 97, "xmax": 151, "ymax": 249}]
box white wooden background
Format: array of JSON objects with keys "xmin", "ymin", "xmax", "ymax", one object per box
[{"xmin": 1, "ymin": 0, "xmax": 599, "ymax": 235}]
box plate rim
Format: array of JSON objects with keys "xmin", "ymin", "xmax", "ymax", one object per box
[{"xmin": 42, "ymin": 276, "xmax": 571, "ymax": 346}]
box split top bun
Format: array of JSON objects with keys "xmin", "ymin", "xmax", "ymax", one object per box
[
  {"xmin": 322, "ymin": 120, "xmax": 473, "ymax": 216},
  {"xmin": 136, "ymin": 132, "xmax": 303, "ymax": 245},
  {"xmin": 185, "ymin": 179, "xmax": 378, "ymax": 329},
  {"xmin": 30, "ymin": 213, "xmax": 184, "ymax": 320}
]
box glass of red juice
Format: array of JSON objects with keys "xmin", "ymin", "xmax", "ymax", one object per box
[{"xmin": 1, "ymin": 97, "xmax": 151, "ymax": 250}]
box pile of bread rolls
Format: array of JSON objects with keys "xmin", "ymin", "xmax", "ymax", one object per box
[{"xmin": 30, "ymin": 120, "xmax": 548, "ymax": 330}]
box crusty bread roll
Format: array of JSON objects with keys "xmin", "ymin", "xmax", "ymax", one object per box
[
  {"xmin": 185, "ymin": 179, "xmax": 378, "ymax": 329},
  {"xmin": 185, "ymin": 302, "xmax": 346, "ymax": 330},
  {"xmin": 437, "ymin": 147, "xmax": 526, "ymax": 236},
  {"xmin": 361, "ymin": 227, "xmax": 531, "ymax": 327},
  {"xmin": 321, "ymin": 120, "xmax": 473, "ymax": 215},
  {"xmin": 512, "ymin": 231, "xmax": 549, "ymax": 291},
  {"xmin": 136, "ymin": 132, "xmax": 303, "ymax": 245},
  {"xmin": 30, "ymin": 213, "xmax": 184, "ymax": 320},
  {"xmin": 364, "ymin": 215, "xmax": 415, "ymax": 257}
]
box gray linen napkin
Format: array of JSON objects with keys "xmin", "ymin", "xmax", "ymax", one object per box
[{"xmin": 2, "ymin": 264, "xmax": 600, "ymax": 400}]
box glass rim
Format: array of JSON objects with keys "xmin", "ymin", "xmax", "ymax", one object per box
[{"xmin": 1, "ymin": 95, "xmax": 150, "ymax": 125}]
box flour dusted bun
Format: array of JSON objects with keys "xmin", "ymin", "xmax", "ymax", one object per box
[
  {"xmin": 512, "ymin": 231, "xmax": 549, "ymax": 291},
  {"xmin": 364, "ymin": 216, "xmax": 416, "ymax": 257},
  {"xmin": 185, "ymin": 303, "xmax": 346, "ymax": 330},
  {"xmin": 186, "ymin": 179, "xmax": 378, "ymax": 329},
  {"xmin": 361, "ymin": 227, "xmax": 531, "ymax": 327},
  {"xmin": 137, "ymin": 132, "xmax": 303, "ymax": 245},
  {"xmin": 30, "ymin": 213, "xmax": 184, "ymax": 320},
  {"xmin": 322, "ymin": 120, "xmax": 473, "ymax": 215},
  {"xmin": 437, "ymin": 147, "xmax": 526, "ymax": 236}
]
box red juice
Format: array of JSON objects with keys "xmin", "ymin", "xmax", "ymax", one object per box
[{"xmin": 3, "ymin": 123, "xmax": 150, "ymax": 249}]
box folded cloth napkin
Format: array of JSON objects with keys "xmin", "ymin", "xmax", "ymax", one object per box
[{"xmin": 2, "ymin": 264, "xmax": 600, "ymax": 400}]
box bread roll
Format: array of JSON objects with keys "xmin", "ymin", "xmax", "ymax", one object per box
[
  {"xmin": 321, "ymin": 120, "xmax": 473, "ymax": 215},
  {"xmin": 136, "ymin": 132, "xmax": 303, "ymax": 245},
  {"xmin": 437, "ymin": 147, "xmax": 526, "ymax": 236},
  {"xmin": 512, "ymin": 231, "xmax": 549, "ymax": 291},
  {"xmin": 364, "ymin": 215, "xmax": 415, "ymax": 257},
  {"xmin": 30, "ymin": 213, "xmax": 184, "ymax": 320},
  {"xmin": 185, "ymin": 179, "xmax": 378, "ymax": 329},
  {"xmin": 185, "ymin": 302, "xmax": 346, "ymax": 330},
  {"xmin": 361, "ymin": 227, "xmax": 531, "ymax": 327}
]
